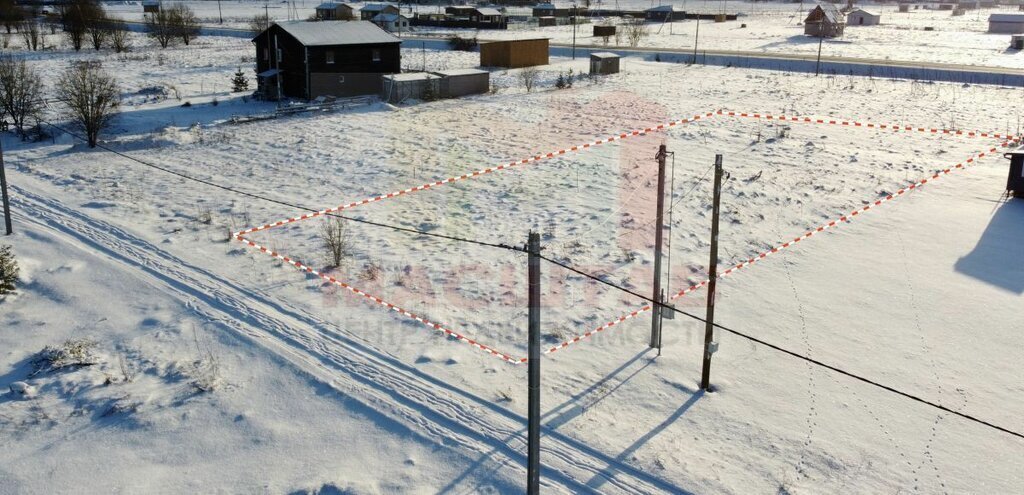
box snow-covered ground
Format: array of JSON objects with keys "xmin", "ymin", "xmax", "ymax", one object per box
[
  {"xmin": 97, "ymin": 0, "xmax": 1024, "ymax": 69},
  {"xmin": 2, "ymin": 32, "xmax": 1024, "ymax": 493}
]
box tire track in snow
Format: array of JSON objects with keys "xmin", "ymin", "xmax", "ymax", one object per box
[{"xmin": 11, "ymin": 184, "xmax": 693, "ymax": 495}]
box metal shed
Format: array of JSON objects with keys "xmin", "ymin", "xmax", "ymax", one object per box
[
  {"xmin": 1006, "ymin": 146, "xmax": 1024, "ymax": 197},
  {"xmin": 382, "ymin": 72, "xmax": 438, "ymax": 103},
  {"xmin": 989, "ymin": 13, "xmax": 1024, "ymax": 34},
  {"xmin": 433, "ymin": 69, "xmax": 489, "ymax": 97},
  {"xmin": 589, "ymin": 52, "xmax": 620, "ymax": 75},
  {"xmin": 480, "ymin": 38, "xmax": 549, "ymax": 68}
]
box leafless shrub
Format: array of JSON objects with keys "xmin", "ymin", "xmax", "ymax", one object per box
[
  {"xmin": 170, "ymin": 4, "xmax": 200, "ymax": 45},
  {"xmin": 519, "ymin": 66, "xmax": 539, "ymax": 93},
  {"xmin": 117, "ymin": 353, "xmax": 136, "ymax": 383},
  {"xmin": 18, "ymin": 20, "xmax": 40, "ymax": 50},
  {"xmin": 248, "ymin": 12, "xmax": 270, "ymax": 33},
  {"xmin": 320, "ymin": 217, "xmax": 351, "ymax": 268},
  {"xmin": 108, "ymin": 19, "xmax": 130, "ymax": 52},
  {"xmin": 190, "ymin": 325, "xmax": 220, "ymax": 392},
  {"xmin": 624, "ymin": 18, "xmax": 647, "ymax": 47},
  {"xmin": 56, "ymin": 61, "xmax": 120, "ymax": 148},
  {"xmin": 32, "ymin": 339, "xmax": 100, "ymax": 375},
  {"xmin": 145, "ymin": 7, "xmax": 176, "ymax": 48}
]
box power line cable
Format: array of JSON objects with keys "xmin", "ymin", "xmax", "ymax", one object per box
[
  {"xmin": 537, "ymin": 252, "xmax": 1024, "ymax": 442},
  {"xmin": 39, "ymin": 119, "xmax": 524, "ymax": 253}
]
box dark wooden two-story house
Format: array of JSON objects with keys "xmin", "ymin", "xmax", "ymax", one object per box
[{"xmin": 253, "ymin": 21, "xmax": 402, "ymax": 100}]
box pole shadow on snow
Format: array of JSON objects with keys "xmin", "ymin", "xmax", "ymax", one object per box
[
  {"xmin": 954, "ymin": 200, "xmax": 1024, "ymax": 295},
  {"xmin": 439, "ymin": 348, "xmax": 699, "ymax": 494}
]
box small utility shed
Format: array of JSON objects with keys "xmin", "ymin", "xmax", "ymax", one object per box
[
  {"xmin": 847, "ymin": 9, "xmax": 881, "ymax": 26},
  {"xmin": 804, "ymin": 4, "xmax": 845, "ymax": 37},
  {"xmin": 253, "ymin": 21, "xmax": 401, "ymax": 100},
  {"xmin": 434, "ymin": 68, "xmax": 489, "ymax": 97},
  {"xmin": 480, "ymin": 38, "xmax": 549, "ymax": 68},
  {"xmin": 988, "ymin": 13, "xmax": 1024, "ymax": 33},
  {"xmin": 1007, "ymin": 145, "xmax": 1024, "ymax": 197},
  {"xmin": 315, "ymin": 2, "xmax": 354, "ymax": 20},
  {"xmin": 589, "ymin": 52, "xmax": 620, "ymax": 75},
  {"xmin": 382, "ymin": 72, "xmax": 436, "ymax": 103}
]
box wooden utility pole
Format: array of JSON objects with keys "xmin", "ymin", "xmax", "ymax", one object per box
[
  {"xmin": 650, "ymin": 145, "xmax": 668, "ymax": 350},
  {"xmin": 692, "ymin": 15, "xmax": 700, "ymax": 64},
  {"xmin": 815, "ymin": 28, "xmax": 824, "ymax": 76},
  {"xmin": 700, "ymin": 154, "xmax": 724, "ymax": 391},
  {"xmin": 0, "ymin": 138, "xmax": 12, "ymax": 235},
  {"xmin": 527, "ymin": 231, "xmax": 541, "ymax": 495}
]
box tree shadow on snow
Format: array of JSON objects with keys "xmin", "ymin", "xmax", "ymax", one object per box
[{"xmin": 954, "ymin": 199, "xmax": 1024, "ymax": 295}]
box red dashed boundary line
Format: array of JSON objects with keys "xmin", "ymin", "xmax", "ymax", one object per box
[
  {"xmin": 233, "ymin": 112, "xmax": 720, "ymax": 237},
  {"xmin": 233, "ymin": 109, "xmax": 1017, "ymax": 364},
  {"xmin": 235, "ymin": 235, "xmax": 528, "ymax": 364},
  {"xmin": 542, "ymin": 138, "xmax": 1019, "ymax": 355}
]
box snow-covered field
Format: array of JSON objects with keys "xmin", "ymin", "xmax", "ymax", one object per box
[
  {"xmin": 2, "ymin": 30, "xmax": 1024, "ymax": 493},
  {"xmin": 97, "ymin": 0, "xmax": 1024, "ymax": 69}
]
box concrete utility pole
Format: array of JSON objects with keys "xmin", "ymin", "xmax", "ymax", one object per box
[
  {"xmin": 700, "ymin": 154, "xmax": 724, "ymax": 391},
  {"xmin": 0, "ymin": 139, "xmax": 11, "ymax": 235},
  {"xmin": 526, "ymin": 231, "xmax": 541, "ymax": 495},
  {"xmin": 571, "ymin": 3, "xmax": 578, "ymax": 60},
  {"xmin": 217, "ymin": 0, "xmax": 223, "ymax": 24},
  {"xmin": 649, "ymin": 144, "xmax": 668, "ymax": 350}
]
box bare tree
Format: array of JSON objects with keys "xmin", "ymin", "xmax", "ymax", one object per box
[
  {"xmin": 0, "ymin": 57, "xmax": 43, "ymax": 137},
  {"xmin": 18, "ymin": 19, "xmax": 40, "ymax": 51},
  {"xmin": 249, "ymin": 13, "xmax": 270, "ymax": 33},
  {"xmin": 109, "ymin": 19, "xmax": 130, "ymax": 52},
  {"xmin": 56, "ymin": 62, "xmax": 119, "ymax": 148},
  {"xmin": 0, "ymin": 0, "xmax": 25, "ymax": 34},
  {"xmin": 170, "ymin": 4, "xmax": 200, "ymax": 46},
  {"xmin": 519, "ymin": 66, "xmax": 539, "ymax": 93},
  {"xmin": 145, "ymin": 8, "xmax": 176, "ymax": 48},
  {"xmin": 320, "ymin": 217, "xmax": 351, "ymax": 268},
  {"xmin": 61, "ymin": 0, "xmax": 103, "ymax": 51},
  {"xmin": 624, "ymin": 18, "xmax": 647, "ymax": 47},
  {"xmin": 87, "ymin": 15, "xmax": 108, "ymax": 50}
]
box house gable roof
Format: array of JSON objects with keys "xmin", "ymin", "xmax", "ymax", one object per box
[
  {"xmin": 361, "ymin": 3, "xmax": 396, "ymax": 12},
  {"xmin": 806, "ymin": 4, "xmax": 843, "ymax": 24},
  {"xmin": 258, "ymin": 20, "xmax": 401, "ymax": 46}
]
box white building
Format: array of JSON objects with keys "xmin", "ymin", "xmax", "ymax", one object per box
[
  {"xmin": 846, "ymin": 9, "xmax": 881, "ymax": 26},
  {"xmin": 988, "ymin": 13, "xmax": 1024, "ymax": 34},
  {"xmin": 371, "ymin": 13, "xmax": 410, "ymax": 33}
]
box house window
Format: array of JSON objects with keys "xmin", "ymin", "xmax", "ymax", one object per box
[
  {"xmin": 326, "ymin": 50, "xmax": 335, "ymax": 64},
  {"xmin": 372, "ymin": 49, "xmax": 381, "ymax": 62},
  {"xmin": 277, "ymin": 48, "xmax": 283, "ymax": 61},
  {"xmin": 263, "ymin": 48, "xmax": 269, "ymax": 61}
]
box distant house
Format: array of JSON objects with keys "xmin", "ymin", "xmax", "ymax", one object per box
[
  {"xmin": 532, "ymin": 3, "xmax": 585, "ymax": 18},
  {"xmin": 445, "ymin": 5, "xmax": 506, "ymax": 23},
  {"xmin": 645, "ymin": 5, "xmax": 686, "ymax": 22},
  {"xmin": 252, "ymin": 20, "xmax": 401, "ymax": 100},
  {"xmin": 142, "ymin": 1, "xmax": 160, "ymax": 13},
  {"xmin": 360, "ymin": 3, "xmax": 400, "ymax": 21},
  {"xmin": 989, "ymin": 13, "xmax": 1024, "ymax": 33},
  {"xmin": 804, "ymin": 4, "xmax": 845, "ymax": 37},
  {"xmin": 846, "ymin": 8, "xmax": 880, "ymax": 26},
  {"xmin": 371, "ymin": 13, "xmax": 410, "ymax": 32},
  {"xmin": 315, "ymin": 2, "xmax": 355, "ymax": 21}
]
